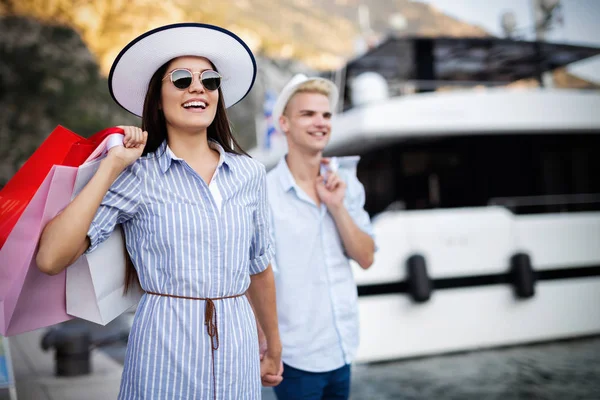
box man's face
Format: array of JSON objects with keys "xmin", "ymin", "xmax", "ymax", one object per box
[{"xmin": 280, "ymin": 92, "xmax": 332, "ymax": 154}]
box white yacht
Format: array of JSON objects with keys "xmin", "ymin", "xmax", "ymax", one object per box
[{"xmin": 250, "ymin": 36, "xmax": 600, "ymax": 363}]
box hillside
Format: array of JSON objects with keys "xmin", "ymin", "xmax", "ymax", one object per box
[{"xmin": 0, "ymin": 0, "xmax": 490, "ymax": 73}]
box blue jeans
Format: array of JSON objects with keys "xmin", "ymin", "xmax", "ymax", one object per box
[{"xmin": 274, "ymin": 363, "xmax": 351, "ymax": 400}]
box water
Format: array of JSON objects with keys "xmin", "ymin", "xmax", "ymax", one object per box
[
  {"xmin": 343, "ymin": 337, "xmax": 600, "ymax": 400},
  {"xmin": 259, "ymin": 337, "xmax": 600, "ymax": 400},
  {"xmin": 87, "ymin": 317, "xmax": 600, "ymax": 399}
]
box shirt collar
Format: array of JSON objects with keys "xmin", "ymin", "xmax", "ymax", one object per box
[
  {"xmin": 275, "ymin": 155, "xmax": 296, "ymax": 192},
  {"xmin": 156, "ymin": 139, "xmax": 233, "ymax": 174}
]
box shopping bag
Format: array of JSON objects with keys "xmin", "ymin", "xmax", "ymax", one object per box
[
  {"xmin": 0, "ymin": 126, "xmax": 124, "ymax": 249},
  {"xmin": 0, "ymin": 128, "xmax": 124, "ymax": 336},
  {"xmin": 66, "ymin": 138, "xmax": 143, "ymax": 325},
  {"xmin": 0, "ymin": 165, "xmax": 78, "ymax": 336},
  {"xmin": 66, "ymin": 225, "xmax": 142, "ymax": 325}
]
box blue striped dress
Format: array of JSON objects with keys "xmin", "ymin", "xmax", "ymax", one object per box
[{"xmin": 86, "ymin": 140, "xmax": 274, "ymax": 399}]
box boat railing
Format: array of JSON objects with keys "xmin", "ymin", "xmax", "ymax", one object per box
[
  {"xmin": 394, "ymin": 79, "xmax": 511, "ymax": 94},
  {"xmin": 395, "ymin": 78, "xmax": 600, "ymax": 93},
  {"xmin": 340, "ymin": 75, "xmax": 598, "ymax": 111}
]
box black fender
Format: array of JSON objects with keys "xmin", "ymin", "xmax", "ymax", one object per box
[
  {"xmin": 406, "ymin": 254, "xmax": 433, "ymax": 303},
  {"xmin": 510, "ymin": 253, "xmax": 536, "ymax": 299}
]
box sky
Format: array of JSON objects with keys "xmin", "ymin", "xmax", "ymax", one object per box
[{"xmin": 416, "ymin": 0, "xmax": 600, "ymax": 83}]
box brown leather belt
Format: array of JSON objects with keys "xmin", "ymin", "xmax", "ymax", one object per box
[{"xmin": 145, "ymin": 291, "xmax": 245, "ymax": 400}]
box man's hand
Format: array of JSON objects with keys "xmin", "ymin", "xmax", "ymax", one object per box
[
  {"xmin": 260, "ymin": 352, "xmax": 284, "ymax": 387},
  {"xmin": 316, "ymin": 170, "xmax": 346, "ymax": 209},
  {"xmin": 258, "ymin": 328, "xmax": 283, "ymax": 386}
]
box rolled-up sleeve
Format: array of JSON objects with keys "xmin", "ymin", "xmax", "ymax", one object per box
[
  {"xmin": 343, "ymin": 170, "xmax": 375, "ymax": 241},
  {"xmin": 86, "ymin": 163, "xmax": 141, "ymax": 253},
  {"xmin": 249, "ymin": 165, "xmax": 275, "ymax": 275}
]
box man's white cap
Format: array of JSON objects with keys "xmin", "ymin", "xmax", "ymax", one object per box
[{"xmin": 272, "ymin": 74, "xmax": 339, "ymax": 134}]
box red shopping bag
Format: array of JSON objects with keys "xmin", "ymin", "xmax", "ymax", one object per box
[{"xmin": 0, "ymin": 126, "xmax": 124, "ymax": 249}]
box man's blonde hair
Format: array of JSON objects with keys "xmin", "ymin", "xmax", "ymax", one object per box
[
  {"xmin": 294, "ymin": 80, "xmax": 332, "ymax": 97},
  {"xmin": 283, "ymin": 80, "xmax": 332, "ymax": 115}
]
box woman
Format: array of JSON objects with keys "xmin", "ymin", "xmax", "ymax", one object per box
[{"xmin": 36, "ymin": 23, "xmax": 282, "ymax": 399}]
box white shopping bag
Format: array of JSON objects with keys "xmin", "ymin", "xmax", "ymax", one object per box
[{"xmin": 66, "ymin": 135, "xmax": 143, "ymax": 325}]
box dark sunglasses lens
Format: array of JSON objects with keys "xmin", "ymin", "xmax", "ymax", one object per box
[
  {"xmin": 201, "ymin": 71, "xmax": 221, "ymax": 91},
  {"xmin": 171, "ymin": 69, "xmax": 193, "ymax": 89}
]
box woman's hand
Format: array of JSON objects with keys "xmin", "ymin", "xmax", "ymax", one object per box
[
  {"xmin": 247, "ymin": 265, "xmax": 283, "ymax": 386},
  {"xmin": 107, "ymin": 126, "xmax": 148, "ymax": 170}
]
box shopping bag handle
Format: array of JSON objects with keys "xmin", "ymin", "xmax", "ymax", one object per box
[
  {"xmin": 106, "ymin": 134, "xmax": 124, "ymax": 150},
  {"xmin": 86, "ymin": 127, "xmax": 125, "ymax": 145},
  {"xmin": 83, "ymin": 133, "xmax": 125, "ymax": 164}
]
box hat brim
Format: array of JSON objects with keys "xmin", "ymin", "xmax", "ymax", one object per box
[
  {"xmin": 272, "ymin": 75, "xmax": 339, "ymax": 134},
  {"xmin": 109, "ymin": 23, "xmax": 257, "ymax": 117}
]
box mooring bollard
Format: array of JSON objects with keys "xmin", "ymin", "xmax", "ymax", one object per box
[
  {"xmin": 41, "ymin": 326, "xmax": 92, "ymax": 377},
  {"xmin": 41, "ymin": 323, "xmax": 130, "ymax": 377}
]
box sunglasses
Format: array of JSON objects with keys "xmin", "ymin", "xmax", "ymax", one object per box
[{"xmin": 162, "ymin": 69, "xmax": 222, "ymax": 91}]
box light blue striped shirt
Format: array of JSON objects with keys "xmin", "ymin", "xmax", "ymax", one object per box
[
  {"xmin": 87, "ymin": 140, "xmax": 273, "ymax": 399},
  {"xmin": 266, "ymin": 156, "xmax": 375, "ymax": 372}
]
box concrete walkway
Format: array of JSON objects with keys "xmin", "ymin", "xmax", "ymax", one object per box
[{"xmin": 1, "ymin": 327, "xmax": 278, "ymax": 400}]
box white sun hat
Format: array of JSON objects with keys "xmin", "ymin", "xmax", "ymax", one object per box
[
  {"xmin": 272, "ymin": 74, "xmax": 339, "ymax": 134},
  {"xmin": 108, "ymin": 22, "xmax": 257, "ymax": 117}
]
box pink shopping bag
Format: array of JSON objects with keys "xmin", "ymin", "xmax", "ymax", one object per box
[
  {"xmin": 0, "ymin": 165, "xmax": 78, "ymax": 336},
  {"xmin": 0, "ymin": 130, "xmax": 124, "ymax": 336}
]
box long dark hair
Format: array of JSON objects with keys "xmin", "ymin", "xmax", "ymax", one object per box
[{"xmin": 124, "ymin": 57, "xmax": 249, "ymax": 293}]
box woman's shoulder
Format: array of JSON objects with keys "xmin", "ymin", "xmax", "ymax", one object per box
[
  {"xmin": 111, "ymin": 152, "xmax": 160, "ymax": 185},
  {"xmin": 124, "ymin": 154, "xmax": 153, "ymax": 173}
]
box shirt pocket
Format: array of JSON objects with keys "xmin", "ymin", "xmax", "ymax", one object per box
[
  {"xmin": 144, "ymin": 201, "xmax": 214, "ymax": 270},
  {"xmin": 222, "ymin": 197, "xmax": 255, "ymax": 262}
]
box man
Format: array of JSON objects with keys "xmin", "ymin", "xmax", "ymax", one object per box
[{"xmin": 266, "ymin": 74, "xmax": 376, "ymax": 399}]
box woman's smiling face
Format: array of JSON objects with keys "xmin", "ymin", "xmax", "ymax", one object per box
[{"xmin": 160, "ymin": 56, "xmax": 219, "ymax": 134}]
